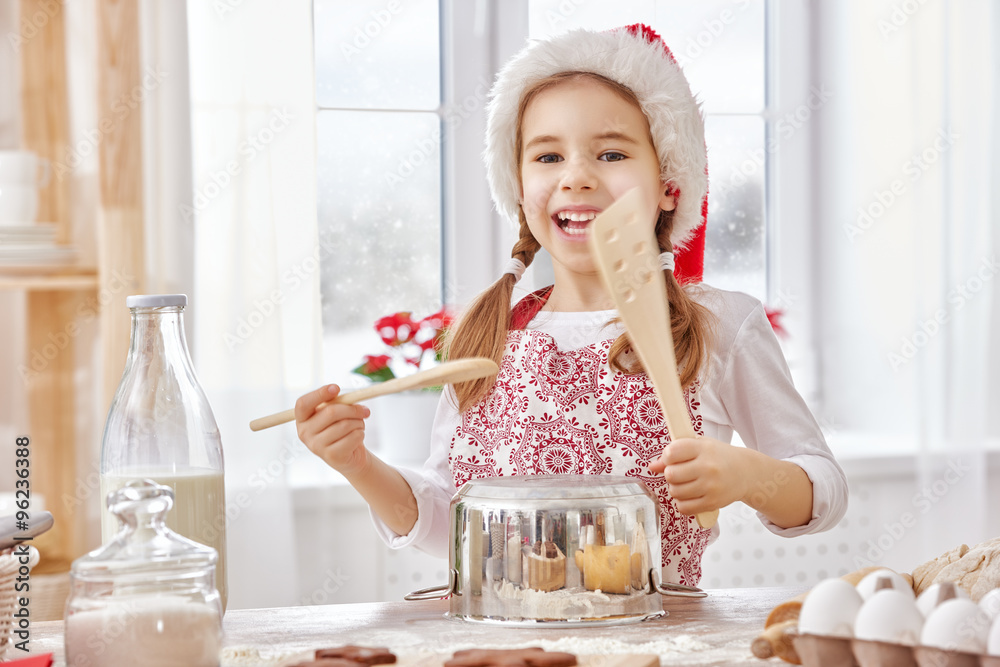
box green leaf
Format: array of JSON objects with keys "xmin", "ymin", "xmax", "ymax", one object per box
[{"xmin": 351, "ymin": 364, "xmax": 396, "ymax": 383}]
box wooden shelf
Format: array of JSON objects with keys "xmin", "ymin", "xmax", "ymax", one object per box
[
  {"xmin": 0, "ymin": 268, "xmax": 98, "ymax": 291},
  {"xmin": 12, "ymin": 0, "xmax": 146, "ymax": 585}
]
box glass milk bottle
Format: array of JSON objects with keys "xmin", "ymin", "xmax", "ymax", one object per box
[{"xmin": 100, "ymin": 294, "xmax": 227, "ymax": 610}]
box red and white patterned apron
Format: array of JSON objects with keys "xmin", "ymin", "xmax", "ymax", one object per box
[{"xmin": 449, "ymin": 288, "xmax": 713, "ymax": 586}]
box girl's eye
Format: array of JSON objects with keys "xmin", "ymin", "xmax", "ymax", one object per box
[
  {"xmin": 536, "ymin": 154, "xmax": 562, "ymax": 164},
  {"xmin": 600, "ymin": 152, "xmax": 627, "ymax": 162}
]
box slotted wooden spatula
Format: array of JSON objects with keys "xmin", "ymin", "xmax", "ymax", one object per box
[
  {"xmin": 588, "ymin": 188, "xmax": 719, "ymax": 529},
  {"xmin": 249, "ymin": 357, "xmax": 498, "ymax": 432}
]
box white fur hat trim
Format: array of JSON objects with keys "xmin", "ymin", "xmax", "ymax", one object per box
[{"xmin": 484, "ymin": 25, "xmax": 708, "ymax": 248}]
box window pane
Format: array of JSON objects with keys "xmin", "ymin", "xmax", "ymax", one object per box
[
  {"xmin": 314, "ymin": 0, "xmax": 440, "ymax": 110},
  {"xmin": 654, "ymin": 0, "xmax": 765, "ymax": 114},
  {"xmin": 316, "ymin": 110, "xmax": 442, "ymax": 379},
  {"xmin": 703, "ymin": 116, "xmax": 766, "ymax": 301}
]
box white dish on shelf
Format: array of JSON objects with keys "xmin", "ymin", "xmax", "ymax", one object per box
[
  {"xmin": 0, "ymin": 245, "xmax": 77, "ymax": 265},
  {"xmin": 0, "ymin": 222, "xmax": 57, "ymax": 243},
  {"xmin": 0, "ymin": 185, "xmax": 39, "ymax": 223},
  {"xmin": 0, "ymin": 222, "xmax": 56, "ymax": 231},
  {"xmin": 0, "ymin": 150, "xmax": 50, "ymax": 187}
]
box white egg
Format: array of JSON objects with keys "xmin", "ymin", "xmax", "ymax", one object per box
[
  {"xmin": 854, "ymin": 589, "xmax": 924, "ymax": 646},
  {"xmin": 856, "ymin": 568, "xmax": 915, "ymax": 600},
  {"xmin": 920, "ymin": 598, "xmax": 990, "ymax": 654},
  {"xmin": 798, "ymin": 578, "xmax": 864, "ymax": 638},
  {"xmin": 916, "ymin": 581, "xmax": 970, "ymax": 618},
  {"xmin": 989, "ymin": 613, "xmax": 1000, "ymax": 655},
  {"xmin": 980, "ymin": 588, "xmax": 1000, "ymax": 622}
]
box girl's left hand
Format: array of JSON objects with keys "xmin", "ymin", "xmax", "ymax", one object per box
[{"xmin": 648, "ymin": 437, "xmax": 749, "ymax": 516}]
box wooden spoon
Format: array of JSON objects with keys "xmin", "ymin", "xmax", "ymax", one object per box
[
  {"xmin": 587, "ymin": 188, "xmax": 719, "ymax": 529},
  {"xmin": 249, "ymin": 357, "xmax": 498, "ymax": 432}
]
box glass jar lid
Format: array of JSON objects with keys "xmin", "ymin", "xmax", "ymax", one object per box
[{"xmin": 71, "ymin": 479, "xmax": 217, "ymax": 582}]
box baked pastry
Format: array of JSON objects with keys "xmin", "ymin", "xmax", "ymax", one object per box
[
  {"xmin": 913, "ymin": 536, "xmax": 1000, "ymax": 601},
  {"xmin": 912, "ymin": 543, "xmax": 970, "ymax": 593}
]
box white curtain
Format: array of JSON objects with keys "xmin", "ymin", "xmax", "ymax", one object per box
[
  {"xmin": 185, "ymin": 0, "xmax": 322, "ymax": 609},
  {"xmin": 815, "ymin": 0, "xmax": 997, "ymax": 570}
]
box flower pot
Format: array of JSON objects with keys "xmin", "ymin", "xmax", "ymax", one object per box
[{"xmin": 369, "ymin": 389, "xmax": 441, "ymax": 466}]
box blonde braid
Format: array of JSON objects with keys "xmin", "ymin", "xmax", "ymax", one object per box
[{"xmin": 445, "ymin": 212, "xmax": 541, "ymax": 412}]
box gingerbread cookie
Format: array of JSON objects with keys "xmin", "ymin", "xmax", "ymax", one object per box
[
  {"xmin": 314, "ymin": 646, "xmax": 397, "ymax": 665},
  {"xmin": 445, "ymin": 648, "xmax": 577, "ymax": 667}
]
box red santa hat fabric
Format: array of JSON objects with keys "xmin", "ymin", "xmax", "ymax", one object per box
[{"xmin": 484, "ymin": 23, "xmax": 709, "ymax": 283}]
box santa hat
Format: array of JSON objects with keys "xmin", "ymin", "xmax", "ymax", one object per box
[{"xmin": 484, "ymin": 24, "xmax": 709, "ymax": 282}]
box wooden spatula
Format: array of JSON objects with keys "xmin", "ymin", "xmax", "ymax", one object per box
[
  {"xmin": 249, "ymin": 357, "xmax": 498, "ymax": 432},
  {"xmin": 588, "ymin": 188, "xmax": 719, "ymax": 529}
]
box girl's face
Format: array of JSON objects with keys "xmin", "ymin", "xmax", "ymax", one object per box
[{"xmin": 519, "ymin": 77, "xmax": 675, "ymax": 279}]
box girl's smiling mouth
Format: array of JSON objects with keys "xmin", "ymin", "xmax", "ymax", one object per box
[{"xmin": 553, "ymin": 209, "xmax": 600, "ymax": 237}]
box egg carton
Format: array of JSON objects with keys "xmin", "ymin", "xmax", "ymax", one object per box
[{"xmin": 793, "ymin": 633, "xmax": 1000, "ymax": 667}]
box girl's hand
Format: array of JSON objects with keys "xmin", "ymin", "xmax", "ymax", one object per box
[
  {"xmin": 295, "ymin": 384, "xmax": 372, "ymax": 478},
  {"xmin": 649, "ymin": 436, "xmax": 749, "ymax": 516}
]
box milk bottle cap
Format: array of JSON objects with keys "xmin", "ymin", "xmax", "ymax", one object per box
[{"xmin": 126, "ymin": 294, "xmax": 188, "ymax": 308}]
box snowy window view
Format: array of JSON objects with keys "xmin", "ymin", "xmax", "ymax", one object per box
[{"xmin": 314, "ymin": 0, "xmax": 443, "ymax": 383}]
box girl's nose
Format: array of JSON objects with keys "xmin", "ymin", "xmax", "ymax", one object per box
[{"xmin": 560, "ymin": 157, "xmax": 596, "ymax": 191}]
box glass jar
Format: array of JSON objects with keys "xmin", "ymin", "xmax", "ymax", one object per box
[
  {"xmin": 99, "ymin": 294, "xmax": 227, "ymax": 609},
  {"xmin": 65, "ymin": 480, "xmax": 222, "ymax": 667}
]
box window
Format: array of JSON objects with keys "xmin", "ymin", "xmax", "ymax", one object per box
[{"xmin": 314, "ymin": 0, "xmax": 444, "ymax": 383}]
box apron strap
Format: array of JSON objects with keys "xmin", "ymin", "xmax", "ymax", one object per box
[{"xmin": 510, "ymin": 286, "xmax": 553, "ymax": 330}]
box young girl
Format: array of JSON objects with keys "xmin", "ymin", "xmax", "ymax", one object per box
[{"xmin": 295, "ymin": 24, "xmax": 848, "ymax": 586}]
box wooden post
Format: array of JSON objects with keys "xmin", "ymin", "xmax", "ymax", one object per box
[
  {"xmin": 23, "ymin": 291, "xmax": 89, "ymax": 572},
  {"xmin": 97, "ymin": 0, "xmax": 146, "ymax": 406},
  {"xmin": 19, "ymin": 0, "xmax": 78, "ymax": 572},
  {"xmin": 18, "ymin": 0, "xmax": 70, "ymax": 244}
]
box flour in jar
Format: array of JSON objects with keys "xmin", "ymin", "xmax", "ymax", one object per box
[{"xmin": 65, "ymin": 595, "xmax": 222, "ymax": 667}]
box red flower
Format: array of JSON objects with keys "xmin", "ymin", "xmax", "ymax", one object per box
[
  {"xmin": 354, "ymin": 307, "xmax": 455, "ymax": 383},
  {"xmin": 420, "ymin": 308, "xmax": 453, "ymax": 332},
  {"xmin": 374, "ymin": 312, "xmax": 417, "ymax": 347},
  {"xmin": 765, "ymin": 306, "xmax": 788, "ymax": 338},
  {"xmin": 414, "ymin": 309, "xmax": 454, "ymax": 355}
]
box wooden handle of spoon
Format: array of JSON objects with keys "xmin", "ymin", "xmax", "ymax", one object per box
[
  {"xmin": 249, "ymin": 358, "xmax": 498, "ymax": 432},
  {"xmin": 644, "ymin": 346, "xmax": 719, "ymax": 529}
]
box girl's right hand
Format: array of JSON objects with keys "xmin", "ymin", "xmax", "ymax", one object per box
[{"xmin": 294, "ymin": 384, "xmax": 372, "ymax": 477}]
